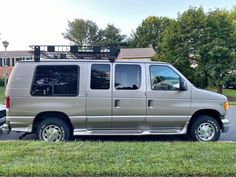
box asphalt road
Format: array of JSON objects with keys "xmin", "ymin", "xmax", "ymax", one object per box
[{"xmin": 0, "ymin": 106, "xmax": 235, "ymax": 141}]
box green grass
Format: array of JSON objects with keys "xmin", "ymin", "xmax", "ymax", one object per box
[
  {"xmin": 222, "ymin": 89, "xmax": 236, "ymax": 97},
  {"xmin": 0, "ymin": 86, "xmax": 4, "ymax": 104},
  {"xmin": 0, "ymin": 141, "xmax": 235, "ymax": 176},
  {"xmin": 207, "ymin": 87, "xmax": 236, "ymax": 97}
]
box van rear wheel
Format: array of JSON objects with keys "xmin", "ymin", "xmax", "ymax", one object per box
[
  {"xmin": 189, "ymin": 115, "xmax": 220, "ymax": 142},
  {"xmin": 37, "ymin": 118, "xmax": 70, "ymax": 142}
]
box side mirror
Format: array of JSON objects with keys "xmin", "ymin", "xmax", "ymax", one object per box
[{"xmin": 179, "ymin": 78, "xmax": 187, "ymax": 91}]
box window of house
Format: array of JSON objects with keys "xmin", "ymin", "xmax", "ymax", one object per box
[
  {"xmin": 90, "ymin": 64, "xmax": 110, "ymax": 89},
  {"xmin": 12, "ymin": 58, "xmax": 15, "ymax": 66},
  {"xmin": 6, "ymin": 58, "xmax": 10, "ymax": 66},
  {"xmin": 115, "ymin": 64, "xmax": 141, "ymax": 90},
  {"xmin": 31, "ymin": 65, "xmax": 79, "ymax": 96},
  {"xmin": 150, "ymin": 65, "xmax": 180, "ymax": 91}
]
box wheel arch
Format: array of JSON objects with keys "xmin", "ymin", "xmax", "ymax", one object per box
[
  {"xmin": 188, "ymin": 109, "xmax": 223, "ymax": 131},
  {"xmin": 32, "ymin": 111, "xmax": 74, "ymax": 135}
]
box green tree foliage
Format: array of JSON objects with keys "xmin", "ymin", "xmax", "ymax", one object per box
[
  {"xmin": 62, "ymin": 19, "xmax": 99, "ymax": 45},
  {"xmin": 152, "ymin": 7, "xmax": 236, "ymax": 93},
  {"xmin": 154, "ymin": 7, "xmax": 206, "ymax": 85},
  {"xmin": 229, "ymin": 6, "xmax": 236, "ymax": 65},
  {"xmin": 132, "ymin": 16, "xmax": 173, "ymax": 52},
  {"xmin": 230, "ymin": 6, "xmax": 236, "ymax": 27},
  {"xmin": 98, "ymin": 24, "xmax": 126, "ymax": 47},
  {"xmin": 200, "ymin": 10, "xmax": 236, "ymax": 93},
  {"xmin": 63, "ymin": 21, "xmax": 126, "ymax": 47}
]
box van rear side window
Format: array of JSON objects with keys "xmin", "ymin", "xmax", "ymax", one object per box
[
  {"xmin": 90, "ymin": 64, "xmax": 110, "ymax": 89},
  {"xmin": 31, "ymin": 65, "xmax": 79, "ymax": 96},
  {"xmin": 115, "ymin": 64, "xmax": 141, "ymax": 90}
]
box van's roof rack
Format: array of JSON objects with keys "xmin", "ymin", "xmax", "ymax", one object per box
[{"xmin": 29, "ymin": 45, "xmax": 120, "ymax": 62}]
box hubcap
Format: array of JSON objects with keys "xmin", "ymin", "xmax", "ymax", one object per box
[
  {"xmin": 42, "ymin": 125, "xmax": 63, "ymax": 142},
  {"xmin": 197, "ymin": 122, "xmax": 215, "ymax": 141}
]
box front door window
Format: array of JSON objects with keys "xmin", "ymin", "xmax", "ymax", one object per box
[{"xmin": 150, "ymin": 65, "xmax": 180, "ymax": 91}]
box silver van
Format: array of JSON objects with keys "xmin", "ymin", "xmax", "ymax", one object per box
[{"xmin": 2, "ymin": 57, "xmax": 230, "ymax": 142}]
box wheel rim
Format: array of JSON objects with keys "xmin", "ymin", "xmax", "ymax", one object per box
[
  {"xmin": 41, "ymin": 125, "xmax": 63, "ymax": 142},
  {"xmin": 197, "ymin": 122, "xmax": 216, "ymax": 141}
]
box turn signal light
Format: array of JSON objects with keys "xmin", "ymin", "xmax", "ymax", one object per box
[{"xmin": 224, "ymin": 101, "xmax": 229, "ymax": 111}]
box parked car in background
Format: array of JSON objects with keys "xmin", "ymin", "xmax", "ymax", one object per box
[
  {"xmin": 0, "ymin": 104, "xmax": 6, "ymax": 127},
  {"xmin": 226, "ymin": 82, "xmax": 236, "ymax": 89}
]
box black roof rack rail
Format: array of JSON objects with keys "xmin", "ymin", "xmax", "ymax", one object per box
[{"xmin": 29, "ymin": 45, "xmax": 120, "ymax": 62}]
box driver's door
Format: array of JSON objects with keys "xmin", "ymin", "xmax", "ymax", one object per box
[{"xmin": 146, "ymin": 64, "xmax": 191, "ymax": 132}]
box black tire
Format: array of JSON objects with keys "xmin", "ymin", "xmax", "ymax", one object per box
[
  {"xmin": 189, "ymin": 115, "xmax": 221, "ymax": 142},
  {"xmin": 37, "ymin": 118, "xmax": 71, "ymax": 142}
]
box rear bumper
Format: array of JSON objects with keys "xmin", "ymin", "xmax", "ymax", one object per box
[
  {"xmin": 3, "ymin": 116, "xmax": 34, "ymax": 133},
  {"xmin": 221, "ymin": 118, "xmax": 230, "ymax": 133},
  {"xmin": 0, "ymin": 117, "xmax": 6, "ymax": 126}
]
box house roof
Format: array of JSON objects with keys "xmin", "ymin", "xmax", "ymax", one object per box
[
  {"xmin": 117, "ymin": 48, "xmax": 156, "ymax": 59},
  {"xmin": 0, "ymin": 50, "xmax": 32, "ymax": 58}
]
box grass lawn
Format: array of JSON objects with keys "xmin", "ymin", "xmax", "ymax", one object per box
[
  {"xmin": 0, "ymin": 141, "xmax": 236, "ymax": 176},
  {"xmin": 0, "ymin": 86, "xmax": 4, "ymax": 104},
  {"xmin": 207, "ymin": 87, "xmax": 236, "ymax": 97}
]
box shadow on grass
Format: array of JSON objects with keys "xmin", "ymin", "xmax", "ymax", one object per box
[
  {"xmin": 2, "ymin": 132, "xmax": 191, "ymax": 142},
  {"xmin": 73, "ymin": 135, "xmax": 190, "ymax": 142}
]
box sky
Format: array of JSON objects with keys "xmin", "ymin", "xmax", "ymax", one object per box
[{"xmin": 0, "ymin": 0, "xmax": 236, "ymax": 50}]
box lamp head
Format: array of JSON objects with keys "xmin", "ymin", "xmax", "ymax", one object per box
[{"xmin": 2, "ymin": 41, "xmax": 9, "ymax": 48}]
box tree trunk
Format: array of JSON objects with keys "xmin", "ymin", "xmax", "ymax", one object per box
[{"xmin": 217, "ymin": 84, "xmax": 223, "ymax": 94}]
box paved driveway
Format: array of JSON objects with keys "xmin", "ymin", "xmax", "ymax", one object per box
[{"xmin": 0, "ymin": 106, "xmax": 235, "ymax": 141}]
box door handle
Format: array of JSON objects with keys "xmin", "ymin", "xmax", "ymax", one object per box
[
  {"xmin": 148, "ymin": 100, "xmax": 154, "ymax": 108},
  {"xmin": 115, "ymin": 100, "xmax": 120, "ymax": 108}
]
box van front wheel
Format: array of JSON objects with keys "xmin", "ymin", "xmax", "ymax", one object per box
[
  {"xmin": 37, "ymin": 118, "xmax": 70, "ymax": 142},
  {"xmin": 189, "ymin": 116, "xmax": 220, "ymax": 142}
]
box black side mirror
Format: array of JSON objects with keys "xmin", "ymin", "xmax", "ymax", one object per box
[{"xmin": 179, "ymin": 78, "xmax": 187, "ymax": 91}]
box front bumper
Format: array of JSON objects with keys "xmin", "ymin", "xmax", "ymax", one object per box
[
  {"xmin": 1, "ymin": 121, "xmax": 11, "ymax": 134},
  {"xmin": 221, "ymin": 118, "xmax": 230, "ymax": 133}
]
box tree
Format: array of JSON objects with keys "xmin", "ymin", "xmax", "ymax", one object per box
[
  {"xmin": 63, "ymin": 21, "xmax": 126, "ymax": 47},
  {"xmin": 154, "ymin": 7, "xmax": 206, "ymax": 85},
  {"xmin": 132, "ymin": 16, "xmax": 173, "ymax": 52},
  {"xmin": 98, "ymin": 24, "xmax": 126, "ymax": 47},
  {"xmin": 199, "ymin": 9, "xmax": 236, "ymax": 93},
  {"xmin": 62, "ymin": 19, "xmax": 100, "ymax": 46},
  {"xmin": 154, "ymin": 7, "xmax": 236, "ymax": 93},
  {"xmin": 229, "ymin": 6, "xmax": 236, "ymax": 27}
]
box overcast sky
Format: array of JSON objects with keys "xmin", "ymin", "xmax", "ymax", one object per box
[{"xmin": 0, "ymin": 0, "xmax": 235, "ymax": 50}]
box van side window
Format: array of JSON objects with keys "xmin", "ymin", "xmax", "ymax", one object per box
[
  {"xmin": 90, "ymin": 64, "xmax": 110, "ymax": 89},
  {"xmin": 150, "ymin": 65, "xmax": 180, "ymax": 90},
  {"xmin": 115, "ymin": 64, "xmax": 141, "ymax": 90},
  {"xmin": 31, "ymin": 65, "xmax": 79, "ymax": 96}
]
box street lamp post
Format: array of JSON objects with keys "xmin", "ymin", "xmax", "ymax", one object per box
[{"xmin": 2, "ymin": 40, "xmax": 9, "ymax": 89}]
